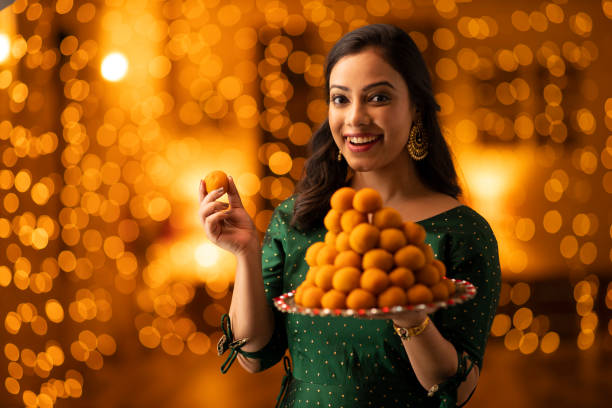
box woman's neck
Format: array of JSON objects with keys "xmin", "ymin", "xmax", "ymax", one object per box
[{"xmin": 349, "ymin": 156, "xmax": 434, "ymax": 205}]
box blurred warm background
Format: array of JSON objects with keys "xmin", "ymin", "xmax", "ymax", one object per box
[{"xmin": 1, "ymin": 0, "xmax": 611, "ymax": 407}]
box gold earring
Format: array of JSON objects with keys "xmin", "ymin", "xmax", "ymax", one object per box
[
  {"xmin": 407, "ymin": 115, "xmax": 428, "ymax": 160},
  {"xmin": 337, "ymin": 150, "xmax": 342, "ymax": 162}
]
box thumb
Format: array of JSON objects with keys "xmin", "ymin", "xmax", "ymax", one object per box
[{"xmin": 226, "ymin": 175, "xmax": 244, "ymax": 208}]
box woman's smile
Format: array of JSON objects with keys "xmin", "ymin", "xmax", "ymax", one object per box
[{"xmin": 344, "ymin": 132, "xmax": 384, "ymax": 152}]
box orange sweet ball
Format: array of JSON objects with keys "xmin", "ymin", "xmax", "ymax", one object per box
[
  {"xmin": 415, "ymin": 264, "xmax": 440, "ymax": 286},
  {"xmin": 419, "ymin": 243, "xmax": 435, "ymax": 265},
  {"xmin": 394, "ymin": 245, "xmax": 426, "ymax": 270},
  {"xmin": 403, "ymin": 221, "xmax": 426, "ymax": 244},
  {"xmin": 305, "ymin": 242, "xmax": 325, "ymax": 267},
  {"xmin": 335, "ymin": 231, "xmax": 351, "ymax": 252},
  {"xmin": 432, "ymin": 259, "xmax": 446, "ymax": 278},
  {"xmin": 349, "ymin": 223, "xmax": 380, "ymax": 254},
  {"xmin": 353, "ymin": 188, "xmax": 383, "ymax": 213},
  {"xmin": 324, "ymin": 209, "xmax": 343, "ymax": 234},
  {"xmin": 315, "ymin": 265, "xmax": 338, "ymax": 291},
  {"xmin": 362, "ymin": 248, "xmax": 394, "ymax": 271},
  {"xmin": 334, "ymin": 250, "xmax": 362, "ymax": 269},
  {"xmin": 302, "ymin": 286, "xmax": 325, "ymax": 308},
  {"xmin": 321, "ymin": 289, "xmax": 347, "ymax": 309},
  {"xmin": 340, "ymin": 209, "xmax": 367, "ymax": 232},
  {"xmin": 298, "ymin": 186, "xmax": 454, "ymax": 312},
  {"xmin": 444, "ymin": 278, "xmax": 456, "ymax": 295},
  {"xmin": 378, "ymin": 286, "xmax": 407, "ymax": 308},
  {"xmin": 316, "ymin": 245, "xmax": 338, "ymax": 266},
  {"xmin": 360, "ymin": 268, "xmax": 390, "ymax": 294},
  {"xmin": 389, "ymin": 267, "xmax": 415, "ymax": 289},
  {"xmin": 203, "ymin": 170, "xmax": 229, "ymax": 194},
  {"xmin": 379, "ymin": 228, "xmax": 407, "ymax": 253},
  {"xmin": 406, "ymin": 284, "xmax": 434, "ymax": 305},
  {"xmin": 330, "ymin": 187, "xmax": 357, "ymax": 211},
  {"xmin": 430, "ymin": 281, "xmax": 449, "ymax": 301},
  {"xmin": 295, "ymin": 281, "xmax": 314, "ymax": 304},
  {"xmin": 305, "ymin": 266, "xmax": 319, "ymax": 284},
  {"xmin": 346, "ymin": 288, "xmax": 376, "ymax": 309},
  {"xmin": 332, "ymin": 266, "xmax": 361, "ymax": 293},
  {"xmin": 373, "ymin": 207, "xmax": 403, "ymax": 229},
  {"xmin": 325, "ymin": 231, "xmax": 337, "ymax": 246}
]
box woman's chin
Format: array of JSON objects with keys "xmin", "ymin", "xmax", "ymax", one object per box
[{"xmin": 345, "ymin": 159, "xmax": 376, "ymax": 173}]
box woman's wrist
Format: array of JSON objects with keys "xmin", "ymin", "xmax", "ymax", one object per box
[
  {"xmin": 235, "ymin": 240, "xmax": 261, "ymax": 265},
  {"xmin": 393, "ymin": 316, "xmax": 431, "ymax": 341},
  {"xmin": 391, "ymin": 310, "xmax": 428, "ymax": 329}
]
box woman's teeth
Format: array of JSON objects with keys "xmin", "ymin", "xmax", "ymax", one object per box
[{"xmin": 348, "ymin": 135, "xmax": 380, "ymax": 145}]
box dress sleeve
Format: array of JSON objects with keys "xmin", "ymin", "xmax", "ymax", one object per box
[
  {"xmin": 432, "ymin": 224, "xmax": 502, "ymax": 369},
  {"xmin": 240, "ymin": 206, "xmax": 289, "ymax": 370},
  {"xmin": 429, "ymin": 223, "xmax": 501, "ymax": 407}
]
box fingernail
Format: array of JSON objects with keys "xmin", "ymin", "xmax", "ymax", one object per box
[{"xmin": 213, "ymin": 187, "xmax": 224, "ymax": 194}]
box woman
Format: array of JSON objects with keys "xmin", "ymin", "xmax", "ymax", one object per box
[{"xmin": 199, "ymin": 24, "xmax": 501, "ymax": 407}]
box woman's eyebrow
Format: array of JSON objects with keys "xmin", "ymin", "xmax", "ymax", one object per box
[{"xmin": 330, "ymin": 81, "xmax": 395, "ymax": 91}]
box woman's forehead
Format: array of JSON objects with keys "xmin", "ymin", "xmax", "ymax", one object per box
[{"xmin": 330, "ymin": 50, "xmax": 404, "ymax": 89}]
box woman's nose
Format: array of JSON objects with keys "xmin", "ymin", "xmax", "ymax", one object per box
[{"xmin": 345, "ymin": 101, "xmax": 370, "ymax": 126}]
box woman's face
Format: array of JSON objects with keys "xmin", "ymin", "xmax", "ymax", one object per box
[{"xmin": 328, "ymin": 48, "xmax": 415, "ymax": 172}]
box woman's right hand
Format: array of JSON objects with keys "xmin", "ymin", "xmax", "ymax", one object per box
[{"xmin": 198, "ymin": 175, "xmax": 259, "ymax": 256}]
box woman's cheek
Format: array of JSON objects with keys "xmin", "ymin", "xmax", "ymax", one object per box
[{"xmin": 328, "ymin": 111, "xmax": 342, "ymax": 133}]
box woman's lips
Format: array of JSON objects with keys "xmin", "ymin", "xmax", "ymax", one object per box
[{"xmin": 344, "ymin": 134, "xmax": 383, "ymax": 152}]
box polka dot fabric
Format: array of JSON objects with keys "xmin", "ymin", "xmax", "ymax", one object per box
[{"xmin": 252, "ymin": 197, "xmax": 501, "ymax": 407}]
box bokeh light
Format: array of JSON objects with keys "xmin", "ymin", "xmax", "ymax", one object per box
[
  {"xmin": 0, "ymin": 34, "xmax": 10, "ymax": 63},
  {"xmin": 101, "ymin": 52, "xmax": 128, "ymax": 82}
]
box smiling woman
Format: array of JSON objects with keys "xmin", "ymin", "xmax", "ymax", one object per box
[
  {"xmin": 293, "ymin": 24, "xmax": 462, "ymax": 231},
  {"xmin": 200, "ymin": 23, "xmax": 501, "ymax": 408},
  {"xmin": 328, "ymin": 51, "xmax": 414, "ymax": 169}
]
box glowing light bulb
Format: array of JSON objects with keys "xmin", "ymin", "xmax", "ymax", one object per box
[
  {"xmin": 101, "ymin": 52, "xmax": 128, "ymax": 82},
  {"xmin": 0, "ymin": 34, "xmax": 10, "ymax": 63},
  {"xmin": 195, "ymin": 243, "xmax": 220, "ymax": 267}
]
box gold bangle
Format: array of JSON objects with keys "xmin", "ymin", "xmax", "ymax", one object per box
[{"xmin": 393, "ymin": 316, "xmax": 430, "ymax": 340}]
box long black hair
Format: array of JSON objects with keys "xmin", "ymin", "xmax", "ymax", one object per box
[{"xmin": 291, "ymin": 24, "xmax": 461, "ymax": 231}]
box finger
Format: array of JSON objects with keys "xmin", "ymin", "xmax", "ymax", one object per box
[
  {"xmin": 367, "ymin": 314, "xmax": 390, "ymax": 320},
  {"xmin": 199, "ymin": 201, "xmax": 230, "ymax": 220},
  {"xmin": 205, "ymin": 210, "xmax": 231, "ymax": 238},
  {"xmin": 208, "ymin": 209, "xmax": 230, "ymax": 225},
  {"xmin": 199, "ymin": 179, "xmax": 206, "ymax": 202},
  {"xmin": 226, "ymin": 175, "xmax": 244, "ymax": 208},
  {"xmin": 202, "ymin": 186, "xmax": 226, "ymax": 205}
]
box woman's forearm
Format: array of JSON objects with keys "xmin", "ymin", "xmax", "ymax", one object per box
[
  {"xmin": 228, "ymin": 241, "xmax": 275, "ymax": 354},
  {"xmin": 399, "ymin": 318, "xmax": 479, "ymax": 403}
]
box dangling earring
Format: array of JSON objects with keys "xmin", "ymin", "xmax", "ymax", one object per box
[
  {"xmin": 407, "ymin": 114, "xmax": 428, "ymax": 160},
  {"xmin": 337, "ymin": 150, "xmax": 343, "ymax": 162}
]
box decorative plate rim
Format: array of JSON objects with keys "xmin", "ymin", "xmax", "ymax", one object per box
[{"xmin": 273, "ymin": 278, "xmax": 476, "ymax": 318}]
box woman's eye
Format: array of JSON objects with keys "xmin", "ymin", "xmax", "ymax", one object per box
[
  {"xmin": 331, "ymin": 95, "xmax": 347, "ymax": 104},
  {"xmin": 370, "ymin": 94, "xmax": 389, "ymax": 103}
]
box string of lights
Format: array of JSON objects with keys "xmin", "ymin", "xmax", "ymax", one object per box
[{"xmin": 1, "ymin": 0, "xmax": 611, "ymax": 406}]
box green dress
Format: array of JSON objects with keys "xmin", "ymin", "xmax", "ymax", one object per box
[{"xmin": 242, "ymin": 197, "xmax": 500, "ymax": 407}]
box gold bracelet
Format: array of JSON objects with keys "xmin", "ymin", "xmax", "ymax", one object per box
[{"xmin": 393, "ymin": 316, "xmax": 430, "ymax": 340}]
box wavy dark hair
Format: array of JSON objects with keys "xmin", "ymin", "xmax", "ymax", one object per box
[{"xmin": 291, "ymin": 24, "xmax": 462, "ymax": 231}]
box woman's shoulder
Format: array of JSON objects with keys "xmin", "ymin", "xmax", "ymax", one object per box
[
  {"xmin": 274, "ymin": 196, "xmax": 296, "ymax": 215},
  {"xmin": 418, "ymin": 204, "xmax": 496, "ymax": 240},
  {"xmin": 268, "ymin": 197, "xmax": 296, "ymax": 229},
  {"xmin": 266, "ymin": 196, "xmax": 326, "ymax": 243},
  {"xmin": 266, "ymin": 197, "xmax": 295, "ymax": 233}
]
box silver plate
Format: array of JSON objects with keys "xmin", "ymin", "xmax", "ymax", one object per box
[{"xmin": 273, "ymin": 279, "xmax": 476, "ymax": 318}]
